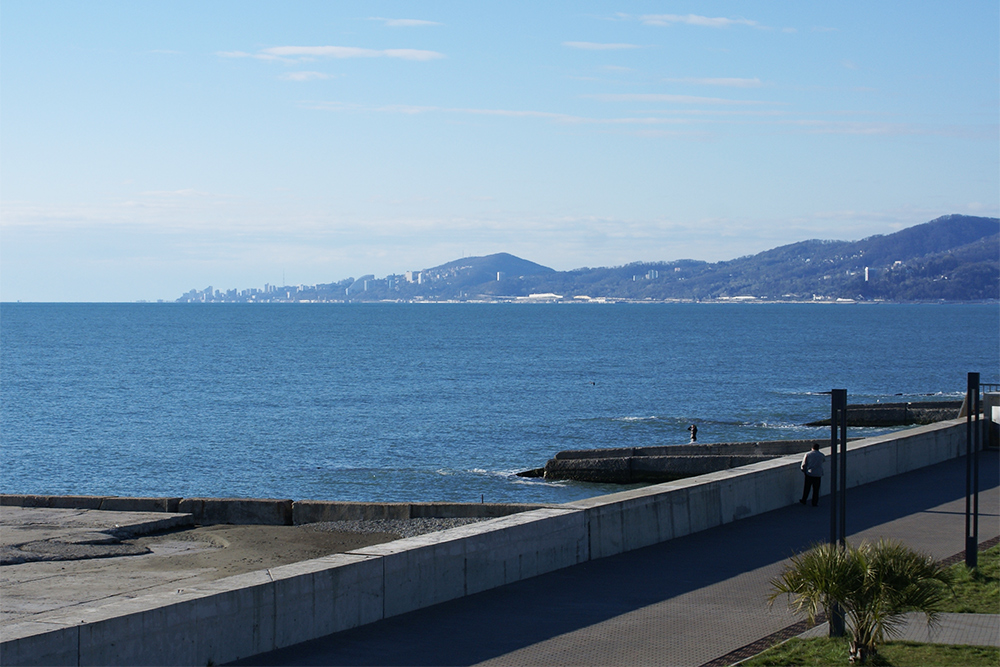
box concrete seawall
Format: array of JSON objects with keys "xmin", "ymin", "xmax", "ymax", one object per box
[
  {"xmin": 0, "ymin": 496, "xmax": 548, "ymax": 525},
  {"xmin": 0, "ymin": 419, "xmax": 974, "ymax": 666}
]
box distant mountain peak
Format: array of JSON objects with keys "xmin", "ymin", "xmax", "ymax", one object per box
[{"xmin": 426, "ymin": 253, "xmax": 555, "ymax": 277}]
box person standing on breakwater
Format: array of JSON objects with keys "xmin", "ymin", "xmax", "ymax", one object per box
[
  {"xmin": 687, "ymin": 424, "xmax": 698, "ymax": 442},
  {"xmin": 799, "ymin": 443, "xmax": 825, "ymax": 507}
]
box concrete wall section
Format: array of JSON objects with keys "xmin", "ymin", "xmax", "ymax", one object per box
[
  {"xmin": 99, "ymin": 497, "xmax": 181, "ymax": 513},
  {"xmin": 292, "ymin": 501, "xmax": 547, "ymax": 524},
  {"xmin": 458, "ymin": 509, "xmax": 587, "ymax": 595},
  {"xmin": 346, "ymin": 508, "xmax": 587, "ymax": 618},
  {"xmin": 0, "ymin": 622, "xmax": 79, "ymax": 666},
  {"xmin": 177, "ymin": 497, "xmax": 294, "ymax": 525},
  {"xmin": 354, "ymin": 533, "xmax": 467, "ymax": 619},
  {"xmin": 0, "ymin": 495, "xmax": 545, "ymax": 525},
  {"xmin": 269, "ymin": 554, "xmax": 384, "ymax": 649}
]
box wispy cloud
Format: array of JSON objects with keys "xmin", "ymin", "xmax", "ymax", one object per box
[
  {"xmin": 639, "ymin": 14, "xmax": 759, "ymax": 28},
  {"xmin": 663, "ymin": 77, "xmax": 763, "ymax": 88},
  {"xmin": 586, "ymin": 93, "xmax": 774, "ymax": 106},
  {"xmin": 562, "ymin": 41, "xmax": 640, "ymax": 50},
  {"xmin": 139, "ymin": 188, "xmax": 222, "ymax": 198},
  {"xmin": 218, "ymin": 46, "xmax": 445, "ymax": 62},
  {"xmin": 369, "ymin": 17, "xmax": 442, "ymax": 27},
  {"xmin": 302, "ymin": 101, "xmax": 701, "ymax": 128},
  {"xmin": 217, "ymin": 50, "xmax": 277, "ymax": 61},
  {"xmin": 266, "ymin": 46, "xmax": 444, "ymax": 61},
  {"xmin": 280, "ymin": 71, "xmax": 334, "ymax": 81}
]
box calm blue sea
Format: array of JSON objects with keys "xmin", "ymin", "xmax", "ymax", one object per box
[{"xmin": 1, "ymin": 303, "xmax": 996, "ymax": 504}]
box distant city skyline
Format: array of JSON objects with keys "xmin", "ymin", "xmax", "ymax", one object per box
[{"xmin": 2, "ymin": 1, "xmax": 997, "ymax": 302}]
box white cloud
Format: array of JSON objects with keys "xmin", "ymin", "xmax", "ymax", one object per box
[
  {"xmin": 639, "ymin": 14, "xmax": 759, "ymax": 28},
  {"xmin": 780, "ymin": 120, "xmax": 922, "ymax": 136},
  {"xmin": 586, "ymin": 93, "xmax": 774, "ymax": 106},
  {"xmin": 562, "ymin": 41, "xmax": 640, "ymax": 50},
  {"xmin": 300, "ymin": 101, "xmax": 709, "ymax": 136},
  {"xmin": 261, "ymin": 46, "xmax": 445, "ymax": 61},
  {"xmin": 138, "ymin": 188, "xmax": 220, "ymax": 198},
  {"xmin": 216, "ymin": 50, "xmax": 294, "ymax": 62},
  {"xmin": 370, "ymin": 17, "xmax": 442, "ymax": 27},
  {"xmin": 662, "ymin": 77, "xmax": 763, "ymax": 88},
  {"xmin": 220, "ymin": 46, "xmax": 445, "ymax": 63},
  {"xmin": 280, "ymin": 71, "xmax": 333, "ymax": 81}
]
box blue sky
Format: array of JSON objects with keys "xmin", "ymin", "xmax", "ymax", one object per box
[{"xmin": 2, "ymin": 1, "xmax": 997, "ymax": 301}]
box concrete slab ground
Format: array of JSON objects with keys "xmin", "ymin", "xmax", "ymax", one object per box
[
  {"xmin": 234, "ymin": 451, "xmax": 999, "ymax": 667},
  {"xmin": 0, "ymin": 506, "xmax": 194, "ymax": 563},
  {"xmin": 0, "ymin": 509, "xmax": 400, "ymax": 628}
]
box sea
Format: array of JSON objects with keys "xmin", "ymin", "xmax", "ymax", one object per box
[{"xmin": 1, "ymin": 302, "xmax": 997, "ymax": 505}]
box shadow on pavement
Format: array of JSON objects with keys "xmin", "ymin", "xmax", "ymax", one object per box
[{"xmin": 233, "ymin": 451, "xmax": 998, "ymax": 666}]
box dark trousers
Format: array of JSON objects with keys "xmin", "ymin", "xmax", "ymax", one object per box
[{"xmin": 801, "ymin": 474, "xmax": 821, "ymax": 506}]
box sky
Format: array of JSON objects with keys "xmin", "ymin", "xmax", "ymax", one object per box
[{"xmin": 1, "ymin": 1, "xmax": 997, "ymax": 302}]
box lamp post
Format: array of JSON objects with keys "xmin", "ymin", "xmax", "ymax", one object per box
[
  {"xmin": 965, "ymin": 372, "xmax": 981, "ymax": 569},
  {"xmin": 829, "ymin": 388, "xmax": 848, "ymax": 637}
]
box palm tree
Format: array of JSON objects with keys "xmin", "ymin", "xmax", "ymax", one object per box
[{"xmin": 769, "ymin": 539, "xmax": 953, "ymax": 664}]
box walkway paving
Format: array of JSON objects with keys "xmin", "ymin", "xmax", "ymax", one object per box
[{"xmin": 234, "ymin": 450, "xmax": 999, "ymax": 667}]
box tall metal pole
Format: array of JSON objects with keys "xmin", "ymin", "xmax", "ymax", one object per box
[
  {"xmin": 829, "ymin": 388, "xmax": 847, "ymax": 637},
  {"xmin": 837, "ymin": 389, "xmax": 848, "ymax": 549},
  {"xmin": 966, "ymin": 372, "xmax": 980, "ymax": 569},
  {"xmin": 829, "ymin": 392, "xmax": 839, "ymax": 546}
]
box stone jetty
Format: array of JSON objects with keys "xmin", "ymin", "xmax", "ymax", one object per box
[
  {"xmin": 804, "ymin": 400, "xmax": 962, "ymax": 427},
  {"xmin": 534, "ymin": 439, "xmax": 842, "ymax": 484}
]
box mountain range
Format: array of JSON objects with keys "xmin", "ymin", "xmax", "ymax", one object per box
[{"xmin": 179, "ymin": 215, "xmax": 999, "ymax": 303}]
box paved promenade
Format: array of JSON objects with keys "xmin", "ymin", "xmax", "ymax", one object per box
[{"xmin": 235, "ymin": 450, "xmax": 999, "ymax": 666}]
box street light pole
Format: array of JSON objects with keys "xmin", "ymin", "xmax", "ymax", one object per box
[
  {"xmin": 829, "ymin": 388, "xmax": 847, "ymax": 637},
  {"xmin": 965, "ymin": 372, "xmax": 981, "ymax": 569}
]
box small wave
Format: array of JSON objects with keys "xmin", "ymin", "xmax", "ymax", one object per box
[
  {"xmin": 510, "ymin": 477, "xmax": 568, "ymax": 488},
  {"xmin": 467, "ymin": 468, "xmax": 530, "ymax": 480},
  {"xmin": 849, "ymin": 391, "xmax": 966, "ymax": 400},
  {"xmin": 742, "ymin": 421, "xmax": 806, "ymax": 429},
  {"xmin": 468, "ymin": 468, "xmax": 510, "ymax": 477},
  {"xmin": 780, "ymin": 390, "xmax": 965, "ymax": 400}
]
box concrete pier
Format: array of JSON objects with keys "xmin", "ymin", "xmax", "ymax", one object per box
[{"xmin": 541, "ymin": 439, "xmax": 840, "ymax": 483}]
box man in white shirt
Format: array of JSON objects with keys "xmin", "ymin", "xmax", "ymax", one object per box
[{"xmin": 799, "ymin": 443, "xmax": 825, "ymax": 507}]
